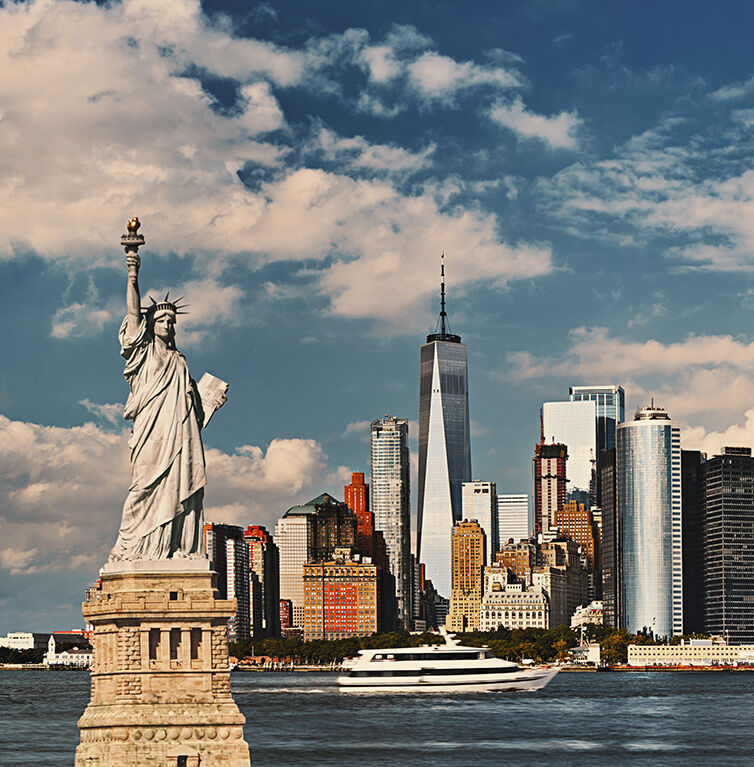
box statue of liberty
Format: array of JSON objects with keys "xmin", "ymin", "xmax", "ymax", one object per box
[{"xmin": 109, "ymin": 218, "xmax": 227, "ymax": 561}]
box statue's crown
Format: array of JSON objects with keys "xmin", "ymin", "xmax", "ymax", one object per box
[{"xmin": 143, "ymin": 292, "xmax": 189, "ymax": 317}]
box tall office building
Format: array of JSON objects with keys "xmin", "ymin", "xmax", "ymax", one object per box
[
  {"xmin": 204, "ymin": 523, "xmax": 251, "ymax": 642},
  {"xmin": 445, "ymin": 520, "xmax": 485, "ymax": 632},
  {"xmin": 370, "ymin": 416, "xmax": 411, "ymax": 629},
  {"xmin": 617, "ymin": 404, "xmax": 682, "ymax": 638},
  {"xmin": 599, "ymin": 448, "xmax": 620, "ymax": 627},
  {"xmin": 681, "ymin": 451, "xmax": 706, "ymax": 635},
  {"xmin": 498, "ymin": 494, "xmax": 530, "ymax": 543},
  {"xmin": 533, "ymin": 442, "xmax": 568, "ymax": 535},
  {"xmin": 243, "ymin": 525, "xmax": 280, "ymax": 638},
  {"xmin": 570, "ymin": 385, "xmax": 625, "ymax": 503},
  {"xmin": 703, "ymin": 447, "xmax": 754, "ymax": 643},
  {"xmin": 569, "ymin": 385, "xmax": 625, "ymax": 456},
  {"xmin": 275, "ymin": 493, "xmax": 357, "ymax": 631},
  {"xmin": 556, "ymin": 501, "xmax": 597, "ymax": 572},
  {"xmin": 461, "ymin": 481, "xmax": 498, "ymax": 562},
  {"xmin": 344, "ymin": 472, "xmax": 373, "ymax": 559},
  {"xmin": 542, "ymin": 400, "xmax": 597, "ymax": 504},
  {"xmin": 274, "ymin": 512, "xmax": 313, "ymax": 632},
  {"xmin": 417, "ymin": 261, "xmax": 472, "ymax": 598}
]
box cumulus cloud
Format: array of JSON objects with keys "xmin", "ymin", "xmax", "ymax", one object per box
[
  {"xmin": 0, "ymin": 2, "xmax": 556, "ymax": 334},
  {"xmin": 51, "ymin": 302, "xmax": 113, "ymax": 339},
  {"xmin": 0, "ymin": 413, "xmax": 339, "ymax": 575},
  {"xmin": 78, "ymin": 399, "xmax": 124, "ymax": 428},
  {"xmin": 407, "ymin": 52, "xmax": 520, "ymax": 103},
  {"xmin": 249, "ymin": 169, "xmax": 553, "ymax": 331},
  {"xmin": 508, "ymin": 326, "xmax": 754, "ymax": 430},
  {"xmin": 145, "ymin": 278, "xmax": 245, "ymax": 347},
  {"xmin": 490, "ymin": 99, "xmax": 582, "ymax": 150},
  {"xmin": 309, "ymin": 125, "xmax": 435, "ymax": 174}
]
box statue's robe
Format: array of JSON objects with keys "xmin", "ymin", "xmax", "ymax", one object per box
[{"xmin": 109, "ymin": 317, "xmax": 206, "ymax": 560}]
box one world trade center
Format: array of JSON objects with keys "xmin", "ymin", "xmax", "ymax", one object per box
[{"xmin": 417, "ymin": 259, "xmax": 471, "ymax": 598}]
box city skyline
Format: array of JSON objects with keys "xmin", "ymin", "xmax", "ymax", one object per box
[{"xmin": 6, "ymin": 0, "xmax": 754, "ymax": 631}]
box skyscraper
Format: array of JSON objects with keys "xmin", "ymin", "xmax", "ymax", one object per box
[
  {"xmin": 417, "ymin": 260, "xmax": 472, "ymax": 598},
  {"xmin": 681, "ymin": 450, "xmax": 706, "ymax": 635},
  {"xmin": 274, "ymin": 511, "xmax": 313, "ymax": 632},
  {"xmin": 203, "ymin": 523, "xmax": 251, "ymax": 642},
  {"xmin": 599, "ymin": 448, "xmax": 620, "ymax": 626},
  {"xmin": 533, "ymin": 442, "xmax": 568, "ymax": 535},
  {"xmin": 243, "ymin": 525, "xmax": 281, "ymax": 638},
  {"xmin": 703, "ymin": 447, "xmax": 754, "ymax": 643},
  {"xmin": 275, "ymin": 493, "xmax": 357, "ymax": 631},
  {"xmin": 344, "ymin": 472, "xmax": 373, "ymax": 559},
  {"xmin": 542, "ymin": 400, "xmax": 597, "ymax": 504},
  {"xmin": 497, "ymin": 494, "xmax": 530, "ymax": 543},
  {"xmin": 370, "ymin": 416, "xmax": 411, "ymax": 629},
  {"xmin": 445, "ymin": 520, "xmax": 485, "ymax": 632},
  {"xmin": 617, "ymin": 404, "xmax": 682, "ymax": 638},
  {"xmin": 569, "ymin": 385, "xmax": 625, "ymax": 457},
  {"xmin": 461, "ymin": 481, "xmax": 498, "ymax": 561}
]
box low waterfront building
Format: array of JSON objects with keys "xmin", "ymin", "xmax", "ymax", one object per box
[
  {"xmin": 0, "ymin": 632, "xmax": 50, "ymax": 650},
  {"xmin": 43, "ymin": 633, "xmax": 92, "ymax": 667},
  {"xmin": 569, "ymin": 643, "xmax": 601, "ymax": 666},
  {"xmin": 571, "ymin": 601, "xmax": 604, "ymax": 628},
  {"xmin": 303, "ymin": 548, "xmax": 378, "ymax": 641},
  {"xmin": 479, "ymin": 565, "xmax": 548, "ymax": 631},
  {"xmin": 628, "ymin": 639, "xmax": 754, "ymax": 666}
]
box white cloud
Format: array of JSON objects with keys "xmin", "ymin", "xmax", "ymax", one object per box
[
  {"xmin": 0, "ymin": 547, "xmax": 39, "ymax": 576},
  {"xmin": 0, "ymin": 0, "xmax": 292, "ymax": 262},
  {"xmin": 490, "ymin": 99, "xmax": 581, "ymax": 149},
  {"xmin": 343, "ymin": 420, "xmax": 371, "ymax": 436},
  {"xmin": 147, "ymin": 278, "xmax": 245, "ymax": 347},
  {"xmin": 310, "ymin": 125, "xmax": 435, "ymax": 174},
  {"xmin": 249, "ymin": 169, "xmax": 553, "ymax": 331},
  {"xmin": 78, "ymin": 399, "xmax": 123, "ymax": 428},
  {"xmin": 0, "ymin": 1, "xmax": 554, "ymax": 333},
  {"xmin": 508, "ymin": 326, "xmax": 754, "ymax": 430},
  {"xmin": 541, "ymin": 111, "xmax": 754, "ymax": 270},
  {"xmin": 0, "ymin": 412, "xmax": 338, "ymax": 575},
  {"xmin": 407, "ymin": 52, "xmax": 520, "ymax": 103},
  {"xmin": 51, "ymin": 302, "xmax": 113, "ymax": 339}
]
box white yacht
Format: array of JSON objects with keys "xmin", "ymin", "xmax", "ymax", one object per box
[{"xmin": 337, "ymin": 633, "xmax": 558, "ymax": 693}]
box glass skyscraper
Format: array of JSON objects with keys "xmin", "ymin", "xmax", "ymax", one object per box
[
  {"xmin": 542, "ymin": 400, "xmax": 597, "ymax": 504},
  {"xmin": 569, "ymin": 385, "xmax": 625, "ymax": 456},
  {"xmin": 617, "ymin": 404, "xmax": 682, "ymax": 638},
  {"xmin": 371, "ymin": 415, "xmax": 411, "ymax": 629},
  {"xmin": 417, "ymin": 270, "xmax": 471, "ymax": 599},
  {"xmin": 702, "ymin": 447, "xmax": 754, "ymax": 643}
]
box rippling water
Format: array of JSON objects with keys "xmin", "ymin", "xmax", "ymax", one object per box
[{"xmin": 1, "ymin": 669, "xmax": 752, "ymax": 766}]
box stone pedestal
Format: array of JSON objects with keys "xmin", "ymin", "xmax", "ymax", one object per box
[{"xmin": 75, "ymin": 559, "xmax": 251, "ymax": 767}]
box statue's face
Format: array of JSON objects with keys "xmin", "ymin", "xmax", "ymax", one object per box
[{"xmin": 153, "ymin": 311, "xmax": 176, "ymax": 344}]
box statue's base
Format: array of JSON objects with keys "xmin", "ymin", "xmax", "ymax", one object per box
[{"xmin": 75, "ymin": 559, "xmax": 251, "ymax": 767}]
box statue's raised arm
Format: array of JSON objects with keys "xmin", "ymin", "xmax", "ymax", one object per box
[
  {"xmin": 124, "ymin": 217, "xmax": 142, "ymax": 339},
  {"xmin": 110, "ymin": 218, "xmax": 213, "ymax": 562}
]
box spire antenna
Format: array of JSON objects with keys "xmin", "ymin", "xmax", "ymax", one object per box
[
  {"xmin": 440, "ymin": 251, "xmax": 447, "ymax": 336},
  {"xmin": 426, "ymin": 251, "xmax": 461, "ymax": 344}
]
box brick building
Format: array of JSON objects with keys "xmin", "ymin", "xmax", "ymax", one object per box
[{"xmin": 303, "ymin": 549, "xmax": 378, "ymax": 640}]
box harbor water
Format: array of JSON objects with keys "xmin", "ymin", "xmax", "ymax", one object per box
[{"xmin": 1, "ymin": 669, "xmax": 752, "ymax": 766}]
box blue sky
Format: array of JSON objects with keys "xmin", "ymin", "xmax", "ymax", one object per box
[{"xmin": 4, "ymin": 0, "xmax": 754, "ymax": 631}]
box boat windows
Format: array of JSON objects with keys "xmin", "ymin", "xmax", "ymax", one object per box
[
  {"xmin": 370, "ymin": 651, "xmax": 492, "ymax": 662},
  {"xmin": 348, "ymin": 666, "xmax": 519, "ymax": 677}
]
